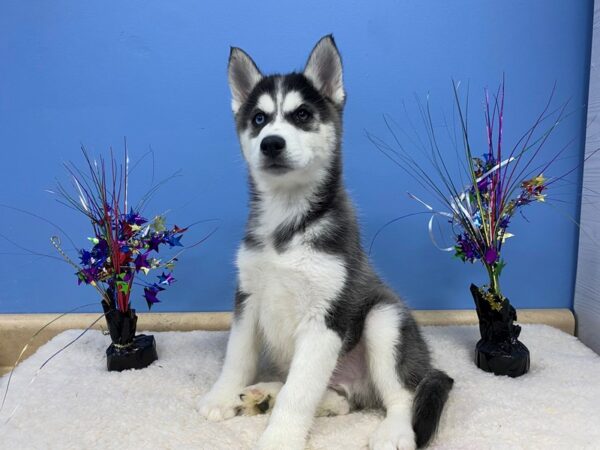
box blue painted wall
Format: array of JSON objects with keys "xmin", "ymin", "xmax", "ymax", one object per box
[{"xmin": 0, "ymin": 1, "xmax": 593, "ymax": 313}]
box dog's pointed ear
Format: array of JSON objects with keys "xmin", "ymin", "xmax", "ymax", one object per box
[
  {"xmin": 228, "ymin": 47, "xmax": 262, "ymax": 114},
  {"xmin": 304, "ymin": 35, "xmax": 345, "ymax": 106}
]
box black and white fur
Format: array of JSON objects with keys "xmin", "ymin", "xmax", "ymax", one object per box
[{"xmin": 198, "ymin": 35, "xmax": 453, "ymax": 450}]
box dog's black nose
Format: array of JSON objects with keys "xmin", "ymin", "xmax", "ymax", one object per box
[{"xmin": 260, "ymin": 135, "xmax": 286, "ymax": 159}]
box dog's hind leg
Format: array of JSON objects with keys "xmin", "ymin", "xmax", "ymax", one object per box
[
  {"xmin": 316, "ymin": 388, "xmax": 351, "ymax": 417},
  {"xmin": 365, "ymin": 300, "xmax": 453, "ymax": 449},
  {"xmin": 365, "ymin": 303, "xmax": 417, "ymax": 450}
]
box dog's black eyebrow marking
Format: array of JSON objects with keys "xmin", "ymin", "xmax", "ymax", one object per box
[
  {"xmin": 237, "ymin": 73, "xmax": 332, "ymax": 137},
  {"xmin": 283, "ymin": 108, "xmax": 319, "ymax": 133},
  {"xmin": 236, "ymin": 75, "xmax": 279, "ymax": 135},
  {"xmin": 281, "ymin": 73, "xmax": 332, "ymax": 123}
]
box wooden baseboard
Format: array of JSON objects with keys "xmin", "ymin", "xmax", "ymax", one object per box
[{"xmin": 0, "ymin": 309, "xmax": 574, "ymax": 375}]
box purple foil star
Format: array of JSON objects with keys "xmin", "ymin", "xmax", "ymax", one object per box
[
  {"xmin": 124, "ymin": 207, "xmax": 147, "ymax": 225},
  {"xmin": 79, "ymin": 249, "xmax": 92, "ymax": 265},
  {"xmin": 143, "ymin": 284, "xmax": 165, "ymax": 309},
  {"xmin": 456, "ymin": 234, "xmax": 480, "ymax": 261},
  {"xmin": 134, "ymin": 252, "xmax": 150, "ymax": 272},
  {"xmin": 166, "ymin": 233, "xmax": 183, "ymax": 247},
  {"xmin": 157, "ymin": 272, "xmax": 175, "ymax": 285},
  {"xmin": 92, "ymin": 239, "xmax": 109, "ymax": 261},
  {"xmin": 148, "ymin": 234, "xmax": 163, "ymax": 252}
]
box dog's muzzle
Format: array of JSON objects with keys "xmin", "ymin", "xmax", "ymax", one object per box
[
  {"xmin": 260, "ymin": 135, "xmax": 286, "ymax": 159},
  {"xmin": 260, "ymin": 135, "xmax": 291, "ymax": 173}
]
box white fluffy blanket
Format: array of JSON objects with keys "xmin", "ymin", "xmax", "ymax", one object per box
[{"xmin": 1, "ymin": 325, "xmax": 599, "ymax": 449}]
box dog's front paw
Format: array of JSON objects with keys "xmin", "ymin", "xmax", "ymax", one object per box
[
  {"xmin": 369, "ymin": 418, "xmax": 416, "ymax": 450},
  {"xmin": 197, "ymin": 387, "xmax": 241, "ymax": 422},
  {"xmin": 237, "ymin": 382, "xmax": 283, "ymax": 416}
]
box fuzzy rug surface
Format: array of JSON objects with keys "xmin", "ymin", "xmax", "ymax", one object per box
[{"xmin": 0, "ymin": 325, "xmax": 599, "ymax": 449}]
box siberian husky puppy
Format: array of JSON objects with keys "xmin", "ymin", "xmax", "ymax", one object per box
[{"xmin": 198, "ymin": 35, "xmax": 453, "ymax": 450}]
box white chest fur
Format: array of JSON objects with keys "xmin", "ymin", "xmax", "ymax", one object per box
[{"xmin": 236, "ymin": 237, "xmax": 347, "ymax": 370}]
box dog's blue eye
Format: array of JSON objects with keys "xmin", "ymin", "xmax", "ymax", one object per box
[{"xmin": 253, "ymin": 112, "xmax": 266, "ymax": 126}]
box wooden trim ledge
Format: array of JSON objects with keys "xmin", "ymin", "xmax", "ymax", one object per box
[{"xmin": 0, "ymin": 309, "xmax": 574, "ymax": 375}]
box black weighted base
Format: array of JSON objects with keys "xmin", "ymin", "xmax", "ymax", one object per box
[
  {"xmin": 475, "ymin": 337, "xmax": 530, "ymax": 378},
  {"xmin": 106, "ymin": 334, "xmax": 158, "ymax": 372},
  {"xmin": 470, "ymin": 283, "xmax": 530, "ymax": 378}
]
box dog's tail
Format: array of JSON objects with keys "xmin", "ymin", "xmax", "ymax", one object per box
[{"xmin": 411, "ymin": 368, "xmax": 454, "ymax": 448}]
